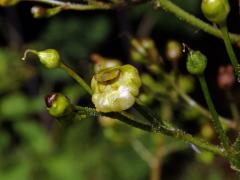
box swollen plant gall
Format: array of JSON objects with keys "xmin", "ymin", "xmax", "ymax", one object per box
[{"xmin": 91, "ymin": 65, "xmax": 141, "ymax": 112}]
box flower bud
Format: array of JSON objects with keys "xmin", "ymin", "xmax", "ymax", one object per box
[
  {"xmin": 201, "ymin": 0, "xmax": 230, "ymax": 25},
  {"xmin": 130, "ymin": 38, "xmax": 161, "ymax": 64},
  {"xmin": 38, "ymin": 49, "xmax": 60, "ymax": 69},
  {"xmin": 165, "ymin": 40, "xmax": 182, "ymax": 62},
  {"xmin": 22, "ymin": 49, "xmax": 61, "ymax": 69},
  {"xmin": 45, "ymin": 93, "xmax": 72, "ymax": 117},
  {"xmin": 0, "ymin": 0, "xmax": 19, "ymax": 6},
  {"xmin": 91, "ymin": 65, "xmax": 141, "ymax": 112},
  {"xmin": 217, "ymin": 65, "xmax": 235, "ymax": 90},
  {"xmin": 186, "ymin": 50, "xmax": 207, "ymax": 75}
]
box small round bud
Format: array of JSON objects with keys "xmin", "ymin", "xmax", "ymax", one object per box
[
  {"xmin": 186, "ymin": 50, "xmax": 207, "ymax": 75},
  {"xmin": 201, "ymin": 124, "xmax": 214, "ymax": 139},
  {"xmin": 217, "ymin": 65, "xmax": 235, "ymax": 90},
  {"xmin": 0, "ymin": 0, "xmax": 19, "ymax": 6},
  {"xmin": 22, "ymin": 49, "xmax": 61, "ymax": 69},
  {"xmin": 165, "ymin": 40, "xmax": 182, "ymax": 62},
  {"xmin": 38, "ymin": 49, "xmax": 60, "ymax": 69},
  {"xmin": 91, "ymin": 65, "xmax": 141, "ymax": 112},
  {"xmin": 201, "ymin": 0, "xmax": 230, "ymax": 25},
  {"xmin": 45, "ymin": 93, "xmax": 72, "ymax": 117}
]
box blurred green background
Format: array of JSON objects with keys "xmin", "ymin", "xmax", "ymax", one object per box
[{"xmin": 0, "ymin": 0, "xmax": 239, "ymax": 179}]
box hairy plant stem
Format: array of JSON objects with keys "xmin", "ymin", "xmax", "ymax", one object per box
[
  {"xmin": 157, "ymin": 0, "xmax": 240, "ymax": 43},
  {"xmin": 220, "ymin": 24, "xmax": 240, "ymax": 76},
  {"xmin": 60, "ymin": 63, "xmax": 93, "ymax": 95},
  {"xmin": 74, "ymin": 106, "xmax": 225, "ymax": 157},
  {"xmin": 226, "ymin": 91, "xmax": 240, "ymax": 126},
  {"xmin": 24, "ymin": 0, "xmax": 114, "ymax": 10},
  {"xmin": 198, "ymin": 75, "xmax": 230, "ymax": 150}
]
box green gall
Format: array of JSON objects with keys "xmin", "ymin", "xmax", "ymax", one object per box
[
  {"xmin": 186, "ymin": 50, "xmax": 207, "ymax": 75},
  {"xmin": 0, "ymin": 0, "xmax": 19, "ymax": 6},
  {"xmin": 165, "ymin": 40, "xmax": 182, "ymax": 62},
  {"xmin": 91, "ymin": 65, "xmax": 141, "ymax": 112},
  {"xmin": 201, "ymin": 0, "xmax": 230, "ymax": 25},
  {"xmin": 45, "ymin": 93, "xmax": 72, "ymax": 117}
]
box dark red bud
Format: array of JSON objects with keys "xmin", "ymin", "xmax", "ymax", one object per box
[{"xmin": 45, "ymin": 93, "xmax": 57, "ymax": 108}]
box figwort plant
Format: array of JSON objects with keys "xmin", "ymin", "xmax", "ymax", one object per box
[{"xmin": 3, "ymin": 0, "xmax": 240, "ymax": 176}]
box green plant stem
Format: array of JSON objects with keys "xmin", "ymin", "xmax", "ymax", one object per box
[
  {"xmin": 220, "ymin": 24, "xmax": 239, "ymax": 68},
  {"xmin": 198, "ymin": 75, "xmax": 230, "ymax": 150},
  {"xmin": 24, "ymin": 0, "xmax": 114, "ymax": 10},
  {"xmin": 134, "ymin": 99, "xmax": 163, "ymax": 127},
  {"xmin": 157, "ymin": 0, "xmax": 240, "ymax": 43},
  {"xmin": 74, "ymin": 105, "xmax": 225, "ymax": 157},
  {"xmin": 226, "ymin": 91, "xmax": 240, "ymax": 126},
  {"xmin": 60, "ymin": 63, "xmax": 93, "ymax": 95}
]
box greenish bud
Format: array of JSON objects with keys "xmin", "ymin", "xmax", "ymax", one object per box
[
  {"xmin": 130, "ymin": 38, "xmax": 161, "ymax": 65},
  {"xmin": 45, "ymin": 93, "xmax": 72, "ymax": 117},
  {"xmin": 22, "ymin": 49, "xmax": 61, "ymax": 69},
  {"xmin": 0, "ymin": 0, "xmax": 19, "ymax": 6},
  {"xmin": 201, "ymin": 0, "xmax": 230, "ymax": 25},
  {"xmin": 165, "ymin": 40, "xmax": 182, "ymax": 62},
  {"xmin": 38, "ymin": 49, "xmax": 60, "ymax": 69},
  {"xmin": 186, "ymin": 50, "xmax": 207, "ymax": 75},
  {"xmin": 91, "ymin": 65, "xmax": 141, "ymax": 112}
]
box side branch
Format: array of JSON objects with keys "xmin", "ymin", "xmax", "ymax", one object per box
[
  {"xmin": 74, "ymin": 106, "xmax": 225, "ymax": 157},
  {"xmin": 157, "ymin": 0, "xmax": 240, "ymax": 43}
]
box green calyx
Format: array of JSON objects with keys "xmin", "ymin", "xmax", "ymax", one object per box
[
  {"xmin": 22, "ymin": 49, "xmax": 61, "ymax": 69},
  {"xmin": 186, "ymin": 50, "xmax": 207, "ymax": 75},
  {"xmin": 201, "ymin": 0, "xmax": 230, "ymax": 25},
  {"xmin": 0, "ymin": 0, "xmax": 19, "ymax": 6},
  {"xmin": 91, "ymin": 64, "xmax": 142, "ymax": 112},
  {"xmin": 45, "ymin": 93, "xmax": 72, "ymax": 117}
]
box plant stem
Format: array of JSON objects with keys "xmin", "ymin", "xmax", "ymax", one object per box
[
  {"xmin": 220, "ymin": 24, "xmax": 239, "ymax": 68},
  {"xmin": 198, "ymin": 75, "xmax": 230, "ymax": 150},
  {"xmin": 60, "ymin": 63, "xmax": 93, "ymax": 95},
  {"xmin": 226, "ymin": 91, "xmax": 240, "ymax": 126},
  {"xmin": 74, "ymin": 105, "xmax": 225, "ymax": 157},
  {"xmin": 24, "ymin": 0, "xmax": 114, "ymax": 10},
  {"xmin": 157, "ymin": 0, "xmax": 240, "ymax": 43}
]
